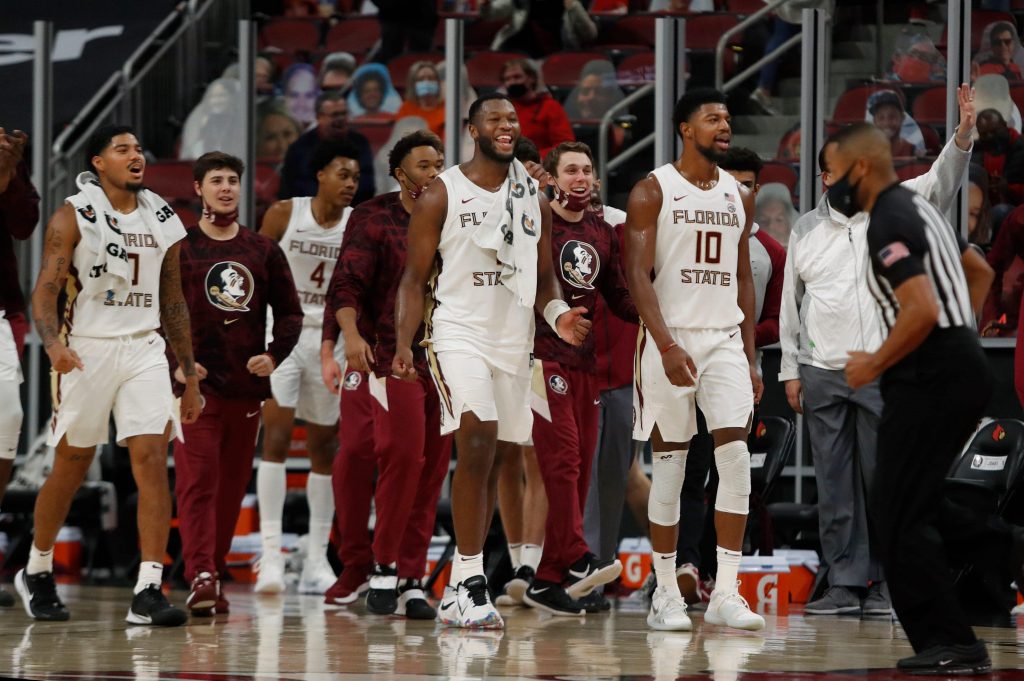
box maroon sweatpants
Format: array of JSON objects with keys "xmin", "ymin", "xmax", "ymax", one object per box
[
  {"xmin": 174, "ymin": 394, "xmax": 262, "ymax": 581},
  {"xmin": 532, "ymin": 361, "xmax": 600, "ymax": 584},
  {"xmin": 371, "ymin": 374, "xmax": 452, "ymax": 579},
  {"xmin": 332, "ymin": 370, "xmax": 377, "ymax": 590}
]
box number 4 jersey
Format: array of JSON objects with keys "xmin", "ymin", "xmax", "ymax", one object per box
[
  {"xmin": 649, "ymin": 163, "xmax": 746, "ymax": 330},
  {"xmin": 280, "ymin": 196, "xmax": 352, "ymax": 329}
]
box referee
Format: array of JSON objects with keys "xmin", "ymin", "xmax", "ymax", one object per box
[{"xmin": 823, "ymin": 123, "xmax": 996, "ymax": 676}]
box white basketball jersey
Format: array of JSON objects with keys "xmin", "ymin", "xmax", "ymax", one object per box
[
  {"xmin": 64, "ymin": 209, "xmax": 169, "ymax": 338},
  {"xmin": 650, "ymin": 164, "xmax": 746, "ymax": 330},
  {"xmin": 426, "ymin": 166, "xmax": 534, "ymax": 375},
  {"xmin": 280, "ymin": 197, "xmax": 351, "ymax": 328}
]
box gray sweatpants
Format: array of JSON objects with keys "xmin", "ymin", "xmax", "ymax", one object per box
[
  {"xmin": 800, "ymin": 364, "xmax": 885, "ymax": 588},
  {"xmin": 582, "ymin": 385, "xmax": 635, "ymax": 562}
]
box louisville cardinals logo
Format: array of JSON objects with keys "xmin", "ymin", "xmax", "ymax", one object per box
[
  {"xmin": 560, "ymin": 240, "xmax": 601, "ymax": 290},
  {"xmin": 205, "ymin": 261, "xmax": 255, "ymax": 312},
  {"xmin": 343, "ymin": 371, "xmax": 363, "ymax": 391},
  {"xmin": 993, "ymin": 424, "xmax": 1006, "ymax": 442},
  {"xmin": 757, "ymin": 421, "xmax": 767, "ymax": 438},
  {"xmin": 548, "ymin": 374, "xmax": 568, "ymax": 395}
]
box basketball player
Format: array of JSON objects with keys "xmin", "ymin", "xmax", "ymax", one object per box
[
  {"xmin": 394, "ymin": 94, "xmax": 590, "ymax": 629},
  {"xmin": 22, "ymin": 125, "xmax": 200, "ymax": 625},
  {"xmin": 254, "ymin": 140, "xmax": 360, "ymax": 595},
  {"xmin": 330, "ymin": 130, "xmax": 450, "ymax": 620},
  {"xmin": 173, "ymin": 151, "xmax": 302, "ymax": 616},
  {"xmin": 625, "ymin": 89, "xmax": 765, "ymax": 632},
  {"xmin": 828, "ymin": 123, "xmax": 996, "ymax": 675},
  {"xmin": 521, "ymin": 141, "xmax": 636, "ymax": 616}
]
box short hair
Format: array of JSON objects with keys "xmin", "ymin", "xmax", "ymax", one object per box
[
  {"xmin": 315, "ymin": 89, "xmax": 347, "ymax": 116},
  {"xmin": 825, "ymin": 122, "xmax": 884, "ymax": 156},
  {"xmin": 388, "ymin": 130, "xmax": 444, "ymax": 178},
  {"xmin": 468, "ymin": 93, "xmax": 513, "ymax": 125},
  {"xmin": 514, "ymin": 137, "xmax": 541, "ymax": 164},
  {"xmin": 867, "ymin": 89, "xmax": 903, "ymax": 116},
  {"xmin": 817, "ymin": 144, "xmax": 829, "ymax": 174},
  {"xmin": 543, "ymin": 141, "xmax": 594, "ymax": 176},
  {"xmin": 193, "ymin": 151, "xmax": 245, "ymax": 183},
  {"xmin": 719, "ymin": 146, "xmax": 763, "ymax": 181},
  {"xmin": 672, "ymin": 88, "xmax": 727, "ymax": 139},
  {"xmin": 309, "ymin": 139, "xmax": 362, "ymax": 175},
  {"xmin": 85, "ymin": 124, "xmax": 137, "ymax": 173},
  {"xmin": 500, "ymin": 58, "xmax": 539, "ymax": 84}
]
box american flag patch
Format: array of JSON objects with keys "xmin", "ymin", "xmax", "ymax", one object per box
[
  {"xmin": 878, "ymin": 241, "xmax": 911, "ymax": 267},
  {"xmin": 724, "ymin": 192, "xmax": 735, "ymax": 202}
]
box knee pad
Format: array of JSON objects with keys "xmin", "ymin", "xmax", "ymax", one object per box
[
  {"xmin": 648, "ymin": 449, "xmax": 687, "ymax": 526},
  {"xmin": 0, "ymin": 380, "xmax": 23, "ymax": 459},
  {"xmin": 714, "ymin": 441, "xmax": 751, "ymax": 515}
]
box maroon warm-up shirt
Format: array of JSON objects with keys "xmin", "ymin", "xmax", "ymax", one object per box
[
  {"xmin": 0, "ymin": 161, "xmax": 40, "ymax": 315},
  {"xmin": 535, "ymin": 211, "xmax": 637, "ymax": 371},
  {"xmin": 326, "ymin": 192, "xmax": 428, "ymax": 376},
  {"xmin": 172, "ymin": 225, "xmax": 302, "ymax": 399}
]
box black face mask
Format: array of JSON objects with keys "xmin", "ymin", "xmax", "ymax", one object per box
[
  {"xmin": 826, "ymin": 166, "xmax": 863, "ymax": 218},
  {"xmin": 506, "ymin": 83, "xmax": 528, "ymax": 99}
]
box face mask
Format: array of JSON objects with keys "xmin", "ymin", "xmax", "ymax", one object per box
[
  {"xmin": 398, "ymin": 172, "xmax": 425, "ymax": 200},
  {"xmin": 506, "ymin": 83, "xmax": 528, "ymax": 99},
  {"xmin": 414, "ymin": 80, "xmax": 439, "ymax": 98},
  {"xmin": 826, "ymin": 166, "xmax": 863, "ymax": 218},
  {"xmin": 553, "ymin": 184, "xmax": 591, "ymax": 212},
  {"xmin": 202, "ymin": 199, "xmax": 238, "ymax": 227}
]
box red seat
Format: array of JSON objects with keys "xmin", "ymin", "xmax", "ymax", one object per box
[
  {"xmin": 686, "ymin": 14, "xmax": 741, "ymax": 52},
  {"xmin": 464, "ymin": 19, "xmax": 509, "ymax": 51},
  {"xmin": 324, "ymin": 17, "xmax": 381, "ymax": 57},
  {"xmin": 543, "ymin": 52, "xmax": 610, "ymax": 89},
  {"xmin": 351, "ymin": 121, "xmax": 395, "ymax": 156},
  {"xmin": 260, "ymin": 18, "xmax": 321, "ymax": 53},
  {"xmin": 172, "ymin": 202, "xmax": 200, "ymax": 228},
  {"xmin": 617, "ymin": 51, "xmax": 655, "ymax": 87},
  {"xmin": 1011, "ymin": 85, "xmax": 1024, "ymax": 114},
  {"xmin": 937, "ymin": 10, "xmax": 1015, "ymax": 51},
  {"xmin": 388, "ymin": 52, "xmax": 443, "ymax": 94},
  {"xmin": 595, "ymin": 14, "xmax": 656, "ymax": 48},
  {"xmin": 896, "ymin": 159, "xmax": 936, "ymax": 181},
  {"xmin": 759, "ymin": 162, "xmax": 798, "ymax": 193},
  {"xmin": 724, "ymin": 0, "xmax": 767, "ymax": 14},
  {"xmin": 465, "ymin": 51, "xmax": 529, "ymax": 89},
  {"xmin": 145, "ymin": 161, "xmax": 196, "ymax": 203},
  {"xmin": 832, "ymin": 85, "xmax": 904, "ymax": 124},
  {"xmin": 254, "ymin": 163, "xmax": 282, "ymax": 207},
  {"xmin": 911, "ymin": 87, "xmax": 948, "ymax": 126}
]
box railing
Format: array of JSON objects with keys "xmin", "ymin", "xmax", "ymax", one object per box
[
  {"xmin": 598, "ymin": 83, "xmax": 655, "ymax": 205},
  {"xmin": 715, "ymin": 0, "xmax": 803, "ymax": 94}
]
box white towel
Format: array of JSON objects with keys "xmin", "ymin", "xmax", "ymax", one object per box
[
  {"xmin": 69, "ymin": 172, "xmax": 181, "ymax": 296},
  {"xmin": 468, "ymin": 159, "xmax": 542, "ymax": 308}
]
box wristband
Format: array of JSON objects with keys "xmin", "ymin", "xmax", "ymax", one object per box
[
  {"xmin": 659, "ymin": 341, "xmax": 678, "ymax": 355},
  {"xmin": 543, "ymin": 299, "xmax": 572, "ymax": 333}
]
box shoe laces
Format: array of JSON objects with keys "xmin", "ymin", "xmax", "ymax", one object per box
[
  {"xmin": 465, "ymin": 581, "xmax": 489, "ymax": 607},
  {"xmin": 717, "ymin": 588, "xmax": 753, "ymax": 612}
]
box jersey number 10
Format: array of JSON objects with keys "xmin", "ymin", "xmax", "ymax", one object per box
[{"xmin": 694, "ymin": 231, "xmax": 722, "ymax": 265}]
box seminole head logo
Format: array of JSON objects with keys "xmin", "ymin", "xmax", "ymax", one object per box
[
  {"xmin": 343, "ymin": 371, "xmax": 362, "ymax": 390},
  {"xmin": 205, "ymin": 261, "xmax": 255, "ymax": 312},
  {"xmin": 560, "ymin": 240, "xmax": 601, "ymax": 290}
]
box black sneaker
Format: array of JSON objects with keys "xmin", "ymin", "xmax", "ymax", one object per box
[
  {"xmin": 896, "ymin": 641, "xmax": 992, "ymax": 675},
  {"xmin": 579, "ymin": 589, "xmax": 611, "ymax": 613},
  {"xmin": 396, "ymin": 579, "xmax": 436, "ymax": 620},
  {"xmin": 523, "ymin": 579, "xmax": 585, "ymax": 617},
  {"xmin": 126, "ymin": 585, "xmax": 188, "ymax": 627},
  {"xmin": 504, "ymin": 565, "xmax": 535, "ymax": 604},
  {"xmin": 366, "ymin": 563, "xmax": 399, "ymax": 615},
  {"xmin": 565, "ymin": 553, "xmax": 622, "ymax": 599},
  {"xmin": 0, "ymin": 585, "xmax": 14, "ymax": 607},
  {"xmin": 15, "ymin": 569, "xmax": 69, "ymax": 621}
]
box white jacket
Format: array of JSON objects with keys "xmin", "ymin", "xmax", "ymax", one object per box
[{"xmin": 778, "ymin": 136, "xmax": 971, "ymax": 381}]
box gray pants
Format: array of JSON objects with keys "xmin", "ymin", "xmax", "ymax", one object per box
[
  {"xmin": 582, "ymin": 385, "xmax": 635, "ymax": 562},
  {"xmin": 800, "ymin": 365, "xmax": 884, "ymax": 587}
]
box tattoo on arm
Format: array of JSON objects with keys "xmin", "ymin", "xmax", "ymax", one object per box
[
  {"xmin": 32, "ymin": 209, "xmax": 74, "ymax": 350},
  {"xmin": 158, "ymin": 244, "xmax": 197, "ymax": 376}
]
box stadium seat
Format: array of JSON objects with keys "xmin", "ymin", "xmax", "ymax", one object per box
[
  {"xmin": 465, "ymin": 51, "xmax": 529, "ymax": 89},
  {"xmin": 352, "ymin": 120, "xmax": 395, "ymax": 156},
  {"xmin": 936, "ymin": 10, "xmax": 1014, "ymax": 52},
  {"xmin": 686, "ymin": 14, "xmax": 741, "ymax": 52},
  {"xmin": 911, "ymin": 86, "xmax": 947, "ymax": 126},
  {"xmin": 617, "ymin": 50, "xmax": 655, "ymax": 88},
  {"xmin": 145, "ymin": 161, "xmax": 196, "ymax": 203},
  {"xmin": 724, "ymin": 0, "xmax": 767, "ymax": 14},
  {"xmin": 747, "ymin": 416, "xmax": 796, "ymax": 555},
  {"xmin": 759, "ymin": 161, "xmax": 798, "ymax": 194},
  {"xmin": 1011, "ymin": 85, "xmax": 1024, "ymax": 115},
  {"xmin": 595, "ymin": 14, "xmax": 656, "ymax": 49},
  {"xmin": 542, "ymin": 51, "xmax": 609, "ymax": 90},
  {"xmin": 464, "ymin": 18, "xmax": 509, "ymax": 51},
  {"xmin": 947, "ymin": 419, "xmax": 1024, "ymax": 524},
  {"xmin": 895, "ymin": 159, "xmax": 935, "ymax": 180},
  {"xmin": 387, "ymin": 52, "xmax": 443, "ymax": 95},
  {"xmin": 259, "ymin": 18, "xmax": 322, "ymax": 54},
  {"xmin": 832, "ymin": 85, "xmax": 904, "ymax": 124},
  {"xmin": 255, "ymin": 162, "xmax": 281, "ymax": 207},
  {"xmin": 324, "ymin": 17, "xmax": 381, "ymax": 58}
]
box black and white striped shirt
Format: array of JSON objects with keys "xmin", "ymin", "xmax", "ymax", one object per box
[{"xmin": 865, "ymin": 184, "xmax": 973, "ymax": 334}]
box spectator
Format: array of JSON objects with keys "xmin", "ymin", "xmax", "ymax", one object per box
[
  {"xmin": 974, "ymin": 73, "xmax": 1023, "ymax": 132},
  {"xmin": 500, "ymin": 58, "xmax": 574, "ymax": 158},
  {"xmin": 437, "ymin": 61, "xmax": 477, "ymax": 123},
  {"xmin": 179, "ymin": 77, "xmax": 246, "ymax": 160},
  {"xmin": 283, "ymin": 63, "xmax": 319, "ymax": 128},
  {"xmin": 319, "ymin": 52, "xmax": 357, "ymax": 92},
  {"xmin": 985, "ymin": 201, "xmax": 1024, "ymax": 325},
  {"xmin": 487, "ymin": 0, "xmax": 598, "ymax": 54},
  {"xmin": 888, "ymin": 30, "xmax": 946, "ymax": 83},
  {"xmin": 968, "ymin": 163, "xmax": 994, "ymax": 252},
  {"xmin": 279, "ymin": 90, "xmax": 375, "ymax": 203},
  {"xmin": 777, "ymin": 124, "xmax": 801, "ymax": 161},
  {"xmin": 373, "ymin": 0, "xmax": 438, "ymax": 65},
  {"xmin": 973, "ymin": 21, "xmax": 1024, "ymax": 81},
  {"xmin": 347, "ymin": 63, "xmax": 402, "ymax": 118},
  {"xmin": 866, "ymin": 89, "xmax": 925, "ymax": 158},
  {"xmin": 973, "ymin": 108, "xmax": 1024, "ymax": 206},
  {"xmin": 755, "ymin": 183, "xmax": 797, "ymax": 247},
  {"xmin": 564, "ymin": 60, "xmax": 624, "ymax": 120},
  {"xmin": 257, "ymin": 99, "xmax": 302, "ymax": 166},
  {"xmin": 255, "ymin": 55, "xmax": 278, "ymax": 99},
  {"xmin": 396, "ymin": 61, "xmax": 445, "ymax": 137},
  {"xmin": 374, "ymin": 115, "xmax": 429, "ymax": 195}
]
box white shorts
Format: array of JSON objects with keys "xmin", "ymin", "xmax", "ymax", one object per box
[
  {"xmin": 47, "ymin": 332, "xmax": 177, "ymax": 448},
  {"xmin": 269, "ymin": 326, "xmax": 341, "ymax": 426},
  {"xmin": 0, "ymin": 311, "xmax": 22, "ymax": 383},
  {"xmin": 428, "ymin": 347, "xmax": 533, "ymax": 443},
  {"xmin": 633, "ymin": 326, "xmax": 753, "ymax": 444}
]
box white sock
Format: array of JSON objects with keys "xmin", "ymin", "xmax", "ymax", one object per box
[
  {"xmin": 257, "ymin": 461, "xmax": 287, "ymax": 555},
  {"xmin": 508, "ymin": 543, "xmax": 523, "ymax": 571},
  {"xmin": 521, "ymin": 543, "xmax": 542, "ymax": 571},
  {"xmin": 653, "ymin": 550, "xmax": 682, "ymax": 597},
  {"xmin": 134, "ymin": 561, "xmax": 164, "ymax": 594},
  {"xmin": 27, "ymin": 544, "xmax": 54, "ymax": 575},
  {"xmin": 306, "ymin": 472, "xmax": 334, "ymax": 563},
  {"xmin": 449, "ymin": 550, "xmax": 484, "ymax": 586},
  {"xmin": 715, "ymin": 546, "xmax": 741, "ymax": 593}
]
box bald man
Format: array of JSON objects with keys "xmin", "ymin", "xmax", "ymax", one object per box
[{"xmin": 823, "ymin": 122, "xmax": 996, "ymax": 676}]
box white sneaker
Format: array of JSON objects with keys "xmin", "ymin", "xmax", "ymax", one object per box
[
  {"xmin": 438, "ymin": 575, "xmax": 504, "ymax": 629},
  {"xmin": 704, "ymin": 585, "xmax": 766, "ymax": 631},
  {"xmin": 298, "ymin": 559, "xmax": 337, "ymax": 595},
  {"xmin": 647, "ymin": 586, "xmax": 692, "ymax": 631},
  {"xmin": 254, "ymin": 555, "xmax": 285, "ymax": 594},
  {"xmin": 437, "ymin": 585, "xmax": 460, "ymax": 625}
]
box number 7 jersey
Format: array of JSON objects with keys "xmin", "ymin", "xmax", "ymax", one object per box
[
  {"xmin": 280, "ymin": 196, "xmax": 352, "ymax": 328},
  {"xmin": 649, "ymin": 163, "xmax": 746, "ymax": 330}
]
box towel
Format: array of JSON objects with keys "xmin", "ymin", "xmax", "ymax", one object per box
[
  {"xmin": 468, "ymin": 159, "xmax": 542, "ymax": 308},
  {"xmin": 68, "ymin": 172, "xmax": 181, "ymax": 296}
]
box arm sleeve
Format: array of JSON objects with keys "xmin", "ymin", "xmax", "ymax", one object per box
[
  {"xmin": 755, "ymin": 231, "xmax": 786, "ymax": 347},
  {"xmin": 600, "ymin": 224, "xmax": 639, "ymax": 323},
  {"xmin": 266, "ymin": 242, "xmax": 304, "ymax": 365},
  {"xmin": 900, "ymin": 134, "xmax": 971, "ymax": 214},
  {"xmin": 0, "ymin": 161, "xmax": 40, "ymax": 239},
  {"xmin": 866, "ymin": 205, "xmax": 929, "ymax": 289},
  {"xmin": 778, "ymin": 223, "xmax": 806, "ymax": 381}
]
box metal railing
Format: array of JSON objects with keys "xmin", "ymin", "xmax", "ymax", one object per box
[
  {"xmin": 598, "ymin": 83, "xmax": 655, "ymax": 205},
  {"xmin": 715, "ymin": 0, "xmax": 803, "ymax": 94}
]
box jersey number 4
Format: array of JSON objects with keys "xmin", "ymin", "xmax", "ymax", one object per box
[
  {"xmin": 310, "ymin": 262, "xmax": 326, "ymax": 287},
  {"xmin": 694, "ymin": 231, "xmax": 722, "ymax": 265}
]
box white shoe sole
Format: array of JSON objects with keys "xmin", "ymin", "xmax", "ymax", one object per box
[
  {"xmin": 14, "ymin": 570, "xmax": 36, "ymax": 620},
  {"xmin": 254, "ymin": 580, "xmax": 285, "ymax": 595},
  {"xmin": 705, "ymin": 611, "xmax": 765, "ymax": 631},
  {"xmin": 522, "ymin": 592, "xmax": 585, "ymax": 617},
  {"xmin": 566, "ymin": 562, "xmax": 622, "ymax": 599},
  {"xmin": 494, "ymin": 594, "xmax": 517, "ymax": 607},
  {"xmin": 125, "ymin": 607, "xmax": 152, "ymax": 625},
  {"xmin": 505, "ymin": 578, "xmax": 529, "ymax": 603},
  {"xmin": 647, "ymin": 612, "xmax": 692, "ymax": 631}
]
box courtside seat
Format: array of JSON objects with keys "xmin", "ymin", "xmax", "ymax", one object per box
[
  {"xmin": 947, "ymin": 419, "xmax": 1024, "ymax": 524},
  {"xmin": 747, "ymin": 416, "xmax": 796, "ymax": 555}
]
